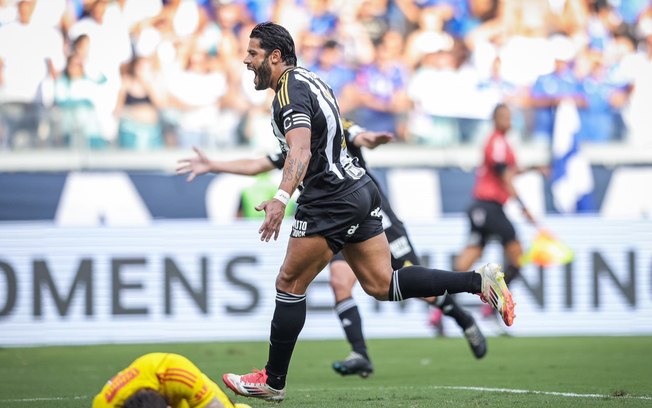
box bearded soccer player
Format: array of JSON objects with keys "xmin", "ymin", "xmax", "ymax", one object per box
[
  {"xmin": 177, "ymin": 121, "xmax": 487, "ymax": 379},
  {"xmin": 220, "ymin": 22, "xmax": 515, "ymax": 402},
  {"xmin": 92, "ymin": 353, "xmax": 250, "ymax": 408}
]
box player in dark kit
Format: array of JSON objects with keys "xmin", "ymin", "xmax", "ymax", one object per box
[
  {"xmin": 220, "ymin": 22, "xmax": 515, "ymax": 402},
  {"xmin": 329, "ymin": 120, "xmax": 487, "ymax": 374},
  {"xmin": 177, "ymin": 120, "xmax": 488, "ymax": 380}
]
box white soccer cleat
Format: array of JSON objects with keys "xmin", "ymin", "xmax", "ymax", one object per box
[
  {"xmin": 222, "ymin": 369, "xmax": 286, "ymax": 402},
  {"xmin": 476, "ymin": 263, "xmax": 516, "ymax": 326}
]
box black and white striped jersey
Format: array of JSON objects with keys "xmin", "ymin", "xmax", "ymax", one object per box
[
  {"xmin": 268, "ymin": 119, "xmax": 367, "ymax": 171},
  {"xmin": 271, "ymin": 66, "xmax": 369, "ymax": 205}
]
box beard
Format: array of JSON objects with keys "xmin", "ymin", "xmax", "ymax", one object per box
[{"xmin": 255, "ymin": 56, "xmax": 272, "ymax": 91}]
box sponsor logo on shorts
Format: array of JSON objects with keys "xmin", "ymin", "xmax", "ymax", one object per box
[
  {"xmin": 346, "ymin": 224, "xmax": 359, "ymax": 237},
  {"xmin": 389, "ymin": 236, "xmax": 411, "ymax": 259},
  {"xmin": 370, "ymin": 207, "xmax": 381, "ymax": 218},
  {"xmin": 292, "ymin": 219, "xmax": 307, "ymax": 237}
]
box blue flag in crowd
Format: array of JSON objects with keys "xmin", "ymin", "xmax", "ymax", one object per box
[{"xmin": 551, "ymin": 99, "xmax": 595, "ymax": 213}]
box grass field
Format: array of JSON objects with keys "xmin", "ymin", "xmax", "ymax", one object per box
[{"xmin": 1, "ymin": 336, "xmax": 651, "ymax": 407}]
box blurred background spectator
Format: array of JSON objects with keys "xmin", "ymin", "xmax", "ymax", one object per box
[
  {"xmin": 51, "ymin": 51, "xmax": 105, "ymax": 149},
  {"xmin": 114, "ymin": 55, "xmax": 166, "ymax": 150},
  {"xmin": 165, "ymin": 47, "xmax": 228, "ymax": 148},
  {"xmin": 344, "ymin": 30, "xmax": 411, "ymax": 139},
  {"xmin": 309, "ymin": 39, "xmax": 356, "ymax": 99},
  {"xmin": 0, "ymin": 0, "xmax": 651, "ymax": 151},
  {"xmin": 0, "ymin": 0, "xmax": 64, "ymax": 148}
]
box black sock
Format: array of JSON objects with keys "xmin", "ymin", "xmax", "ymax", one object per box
[
  {"xmin": 265, "ymin": 290, "xmax": 306, "ymax": 390},
  {"xmin": 388, "ymin": 266, "xmax": 481, "ymax": 301},
  {"xmin": 433, "ymin": 294, "xmax": 473, "ymax": 329},
  {"xmin": 504, "ymin": 264, "xmax": 520, "ymax": 285},
  {"xmin": 335, "ymin": 297, "xmax": 369, "ymax": 361}
]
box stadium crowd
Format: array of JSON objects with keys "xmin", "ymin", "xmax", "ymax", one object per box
[{"xmin": 0, "ymin": 0, "xmax": 651, "ymax": 151}]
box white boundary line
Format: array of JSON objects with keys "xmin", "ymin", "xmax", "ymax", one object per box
[
  {"xmin": 2, "ymin": 386, "xmax": 651, "ymax": 403},
  {"xmin": 290, "ymin": 384, "xmax": 652, "ymax": 401},
  {"xmin": 0, "ymin": 395, "xmax": 88, "ymax": 403},
  {"xmin": 435, "ymin": 386, "xmax": 652, "ymax": 401}
]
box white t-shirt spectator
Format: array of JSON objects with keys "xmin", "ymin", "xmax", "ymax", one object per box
[
  {"xmin": 31, "ymin": 0, "xmax": 66, "ymax": 27},
  {"xmin": 105, "ymin": 0, "xmax": 162, "ymax": 32},
  {"xmin": 0, "ymin": 21, "xmax": 64, "ymax": 103},
  {"xmin": 68, "ymin": 16, "xmax": 132, "ymax": 83}
]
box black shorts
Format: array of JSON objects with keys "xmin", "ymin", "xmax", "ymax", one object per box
[
  {"xmin": 466, "ymin": 200, "xmax": 516, "ymax": 247},
  {"xmin": 329, "ymin": 180, "xmax": 420, "ymax": 270},
  {"xmin": 292, "ymin": 180, "xmax": 385, "ymax": 254}
]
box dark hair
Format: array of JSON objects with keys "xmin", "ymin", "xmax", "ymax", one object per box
[
  {"xmin": 72, "ymin": 34, "xmax": 89, "ymax": 49},
  {"xmin": 492, "ymin": 103, "xmax": 509, "ymax": 119},
  {"xmin": 323, "ymin": 39, "xmax": 340, "ymax": 49},
  {"xmin": 250, "ymin": 22, "xmax": 297, "ymax": 66},
  {"xmin": 123, "ymin": 389, "xmax": 168, "ymax": 408}
]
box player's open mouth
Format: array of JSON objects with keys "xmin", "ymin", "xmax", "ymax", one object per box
[{"xmin": 248, "ymin": 66, "xmax": 257, "ymax": 85}]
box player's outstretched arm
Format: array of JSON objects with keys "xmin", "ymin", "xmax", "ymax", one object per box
[
  {"xmin": 176, "ymin": 146, "xmax": 276, "ymax": 181},
  {"xmin": 352, "ymin": 130, "xmax": 395, "ymax": 150}
]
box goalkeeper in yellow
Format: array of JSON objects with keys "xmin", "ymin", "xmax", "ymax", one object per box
[{"xmin": 92, "ymin": 353, "xmax": 251, "ymax": 408}]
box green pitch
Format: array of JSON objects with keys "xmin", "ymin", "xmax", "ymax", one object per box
[{"xmin": 1, "ymin": 336, "xmax": 650, "ymax": 407}]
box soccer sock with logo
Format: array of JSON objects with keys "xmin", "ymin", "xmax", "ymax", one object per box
[
  {"xmin": 388, "ymin": 266, "xmax": 482, "ymax": 301},
  {"xmin": 335, "ymin": 297, "xmax": 369, "ymax": 361},
  {"xmin": 432, "ymin": 293, "xmax": 474, "ymax": 329},
  {"xmin": 265, "ymin": 290, "xmax": 306, "ymax": 390}
]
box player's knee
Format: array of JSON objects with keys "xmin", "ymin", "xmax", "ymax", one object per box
[
  {"xmin": 330, "ymin": 277, "xmax": 353, "ymax": 299},
  {"xmin": 359, "ymin": 281, "xmax": 389, "ymax": 301},
  {"xmin": 330, "ymin": 267, "xmax": 355, "ymax": 297},
  {"xmin": 275, "ymin": 269, "xmax": 304, "ymax": 293}
]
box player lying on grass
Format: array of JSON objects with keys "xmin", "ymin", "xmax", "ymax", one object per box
[
  {"xmin": 177, "ymin": 118, "xmax": 488, "ymax": 379},
  {"xmin": 92, "ymin": 353, "xmax": 251, "ymax": 408}
]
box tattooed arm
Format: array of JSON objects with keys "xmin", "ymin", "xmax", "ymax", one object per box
[
  {"xmin": 279, "ymin": 127, "xmax": 312, "ymax": 196},
  {"xmin": 256, "ymin": 127, "xmax": 311, "ymax": 242}
]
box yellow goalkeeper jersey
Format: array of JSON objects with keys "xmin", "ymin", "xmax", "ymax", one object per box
[{"xmin": 92, "ymin": 353, "xmax": 237, "ymax": 408}]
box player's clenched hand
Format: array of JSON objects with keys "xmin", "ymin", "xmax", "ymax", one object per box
[
  {"xmin": 176, "ymin": 146, "xmax": 211, "ymax": 182},
  {"xmin": 256, "ymin": 199, "xmax": 286, "ymax": 242}
]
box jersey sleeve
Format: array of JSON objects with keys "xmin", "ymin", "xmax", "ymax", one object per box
[
  {"xmin": 92, "ymin": 365, "xmax": 149, "ymax": 408},
  {"xmin": 159, "ymin": 354, "xmax": 221, "ymax": 408},
  {"xmin": 92, "ymin": 393, "xmax": 111, "ymax": 408},
  {"xmin": 277, "ymin": 72, "xmax": 314, "ymax": 134},
  {"xmin": 341, "ymin": 118, "xmax": 365, "ymax": 144}
]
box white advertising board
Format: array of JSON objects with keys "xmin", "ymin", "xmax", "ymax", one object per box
[{"xmin": 0, "ymin": 217, "xmax": 650, "ymax": 346}]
